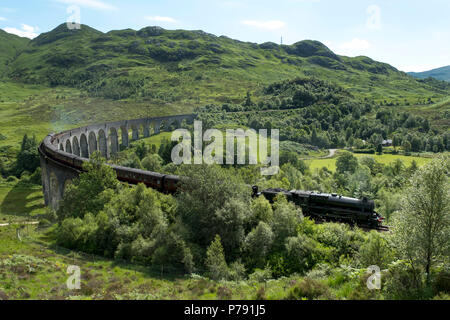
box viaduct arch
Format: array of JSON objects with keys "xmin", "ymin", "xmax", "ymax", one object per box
[{"xmin": 39, "ymin": 114, "xmax": 196, "ymax": 210}]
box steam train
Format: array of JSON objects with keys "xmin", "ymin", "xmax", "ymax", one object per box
[
  {"xmin": 252, "ymin": 186, "xmax": 387, "ymax": 230},
  {"xmin": 41, "ymin": 134, "xmax": 387, "ymax": 230}
]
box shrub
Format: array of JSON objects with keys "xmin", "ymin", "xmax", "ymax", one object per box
[
  {"xmin": 433, "ymin": 265, "xmax": 450, "ymax": 295},
  {"xmin": 306, "ymin": 263, "xmax": 333, "ymax": 280},
  {"xmin": 271, "ymin": 197, "xmax": 302, "ymax": 250},
  {"xmin": 249, "ymin": 196, "xmax": 273, "ymax": 226},
  {"xmin": 358, "ymin": 231, "xmax": 394, "ymax": 269},
  {"xmin": 243, "ymin": 221, "xmax": 274, "ymax": 269},
  {"xmin": 141, "ymin": 154, "xmax": 163, "ymax": 172},
  {"xmin": 249, "ymin": 267, "xmax": 273, "ymax": 283},
  {"xmin": 383, "ymin": 260, "xmax": 423, "ymax": 299},
  {"xmin": 29, "ymin": 167, "xmax": 42, "ymax": 185},
  {"xmin": 336, "ymin": 151, "xmax": 358, "ymax": 174},
  {"xmin": 314, "ymin": 223, "xmax": 353, "ymax": 262},
  {"xmin": 6, "ymin": 176, "xmax": 18, "ymax": 183},
  {"xmin": 285, "ymin": 234, "xmax": 322, "ymax": 274},
  {"xmin": 255, "ymin": 286, "xmax": 267, "ymax": 300},
  {"xmin": 228, "ymin": 260, "xmax": 246, "ymax": 281},
  {"xmin": 287, "ymin": 278, "xmax": 329, "ymax": 300},
  {"xmin": 217, "ymin": 286, "xmax": 233, "ymax": 300}
]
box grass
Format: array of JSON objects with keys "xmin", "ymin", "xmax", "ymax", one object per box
[
  {"xmin": 0, "ymin": 182, "xmax": 46, "ymax": 223},
  {"xmin": 0, "ymin": 223, "xmax": 382, "ymax": 300},
  {"xmin": 0, "ymin": 81, "xmax": 194, "ymax": 161},
  {"xmin": 0, "ymin": 224, "xmax": 308, "ymax": 300},
  {"xmin": 0, "ymin": 220, "xmax": 385, "ymax": 301},
  {"xmin": 306, "ymin": 151, "xmax": 435, "ymax": 172},
  {"xmin": 7, "ymin": 23, "xmax": 450, "ymax": 107}
]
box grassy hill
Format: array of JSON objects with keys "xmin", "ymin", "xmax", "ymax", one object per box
[
  {"xmin": 0, "ymin": 30, "xmax": 29, "ymax": 76},
  {"xmin": 5, "ymin": 23, "xmax": 449, "ymax": 105},
  {"xmin": 408, "ymin": 66, "xmax": 450, "ymax": 82}
]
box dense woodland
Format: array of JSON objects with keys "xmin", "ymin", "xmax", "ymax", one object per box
[{"xmin": 197, "ymin": 78, "xmax": 450, "ymax": 153}]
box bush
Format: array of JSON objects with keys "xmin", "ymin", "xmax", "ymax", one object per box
[
  {"xmin": 228, "ymin": 261, "xmax": 246, "ymax": 281},
  {"xmin": 141, "ymin": 154, "xmax": 163, "ymax": 172},
  {"xmin": 433, "ymin": 265, "xmax": 450, "ymax": 295},
  {"xmin": 249, "ymin": 196, "xmax": 273, "ymax": 226},
  {"xmin": 271, "ymin": 197, "xmax": 302, "ymax": 250},
  {"xmin": 352, "ymin": 148, "xmax": 376, "ymax": 154},
  {"xmin": 383, "ymin": 260, "xmax": 423, "ymax": 299},
  {"xmin": 6, "ymin": 176, "xmax": 18, "ymax": 183},
  {"xmin": 243, "ymin": 221, "xmax": 274, "ymax": 269},
  {"xmin": 216, "ymin": 286, "xmax": 233, "ymax": 300},
  {"xmin": 306, "ymin": 264, "xmax": 333, "ymax": 280},
  {"xmin": 314, "ymin": 223, "xmax": 353, "ymax": 262},
  {"xmin": 249, "ymin": 267, "xmax": 273, "ymax": 283},
  {"xmin": 15, "ymin": 134, "xmax": 40, "ymax": 176},
  {"xmin": 336, "ymin": 151, "xmax": 358, "ymax": 174},
  {"xmin": 285, "ymin": 234, "xmax": 322, "ymax": 274},
  {"xmin": 29, "ymin": 167, "xmax": 42, "ymax": 185},
  {"xmin": 287, "ymin": 278, "xmax": 329, "ymax": 300},
  {"xmin": 358, "ymin": 232, "xmax": 393, "ymax": 269}
]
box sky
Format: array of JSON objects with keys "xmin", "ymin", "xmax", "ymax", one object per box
[{"xmin": 1, "ymin": 0, "xmax": 449, "ymax": 72}]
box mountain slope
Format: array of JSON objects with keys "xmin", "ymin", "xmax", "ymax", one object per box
[
  {"xmin": 4, "ymin": 23, "xmax": 450, "ymax": 104},
  {"xmin": 0, "ymin": 30, "xmax": 29, "ymax": 76},
  {"xmin": 408, "ymin": 66, "xmax": 450, "ymax": 82}
]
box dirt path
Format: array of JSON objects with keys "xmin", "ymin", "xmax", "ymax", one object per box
[{"xmin": 321, "ymin": 149, "xmax": 338, "ymax": 159}]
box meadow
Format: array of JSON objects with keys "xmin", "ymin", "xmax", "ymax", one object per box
[{"xmin": 306, "ymin": 151, "xmax": 435, "ymax": 172}]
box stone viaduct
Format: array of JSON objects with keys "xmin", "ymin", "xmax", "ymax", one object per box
[{"xmin": 39, "ymin": 114, "xmax": 196, "ymax": 210}]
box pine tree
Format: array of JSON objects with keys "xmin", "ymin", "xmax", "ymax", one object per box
[{"xmin": 205, "ymin": 235, "xmax": 228, "ymax": 280}]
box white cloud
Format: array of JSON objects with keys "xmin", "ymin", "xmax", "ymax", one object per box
[
  {"xmin": 242, "ymin": 20, "xmax": 286, "ymax": 30},
  {"xmin": 55, "ymin": 0, "xmax": 117, "ymax": 11},
  {"xmin": 3, "ymin": 24, "xmax": 39, "ymax": 38},
  {"xmin": 336, "ymin": 38, "xmax": 371, "ymax": 56},
  {"xmin": 0, "ymin": 17, "xmax": 6, "ymax": 21},
  {"xmin": 146, "ymin": 16, "xmax": 177, "ymax": 23}
]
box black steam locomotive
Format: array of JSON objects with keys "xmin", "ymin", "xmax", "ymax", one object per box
[{"xmin": 252, "ymin": 186, "xmax": 387, "ymax": 230}]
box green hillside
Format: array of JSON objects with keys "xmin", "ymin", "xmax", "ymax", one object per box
[
  {"xmin": 0, "ymin": 30, "xmax": 29, "ymax": 76},
  {"xmin": 408, "ymin": 66, "xmax": 450, "ymax": 82},
  {"xmin": 6, "ymin": 23, "xmax": 449, "ymax": 105}
]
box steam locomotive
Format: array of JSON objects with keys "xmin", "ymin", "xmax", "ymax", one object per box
[{"xmin": 252, "ymin": 186, "xmax": 387, "ymax": 230}]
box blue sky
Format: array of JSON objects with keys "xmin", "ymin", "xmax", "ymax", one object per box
[{"xmin": 1, "ymin": 0, "xmax": 449, "ymax": 72}]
